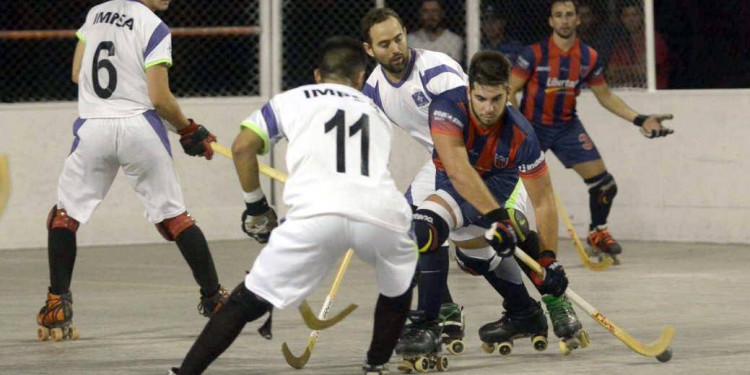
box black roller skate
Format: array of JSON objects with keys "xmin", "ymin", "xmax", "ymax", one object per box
[
  {"xmin": 438, "ymin": 302, "xmax": 465, "ymax": 355},
  {"xmin": 587, "ymin": 227, "xmax": 622, "ymax": 265},
  {"xmin": 37, "ymin": 289, "xmax": 79, "ymax": 341},
  {"xmin": 198, "ymin": 285, "xmax": 229, "ymax": 317},
  {"xmin": 542, "ymin": 295, "xmax": 589, "ymax": 355},
  {"xmin": 478, "ymin": 301, "xmax": 548, "ymax": 356},
  {"xmin": 395, "ymin": 311, "xmax": 449, "ymax": 373},
  {"xmin": 168, "ymin": 368, "xmax": 179, "ymax": 374},
  {"xmin": 363, "ymin": 362, "xmax": 391, "ymax": 374}
]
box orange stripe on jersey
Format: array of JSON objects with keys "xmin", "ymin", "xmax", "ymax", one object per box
[
  {"xmin": 587, "ymin": 48, "xmax": 606, "ymax": 86},
  {"xmin": 562, "ymin": 52, "xmax": 581, "ymax": 121},
  {"xmin": 541, "ymin": 52, "xmax": 560, "ymax": 125},
  {"xmin": 523, "ymin": 44, "xmax": 543, "ymax": 120},
  {"xmin": 520, "ymin": 161, "xmax": 548, "ymax": 179},
  {"xmin": 431, "ymin": 120, "xmax": 463, "ymax": 138},
  {"xmin": 507, "ymin": 128, "xmax": 527, "ymax": 167}
]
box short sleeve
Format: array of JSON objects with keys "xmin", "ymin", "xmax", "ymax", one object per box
[
  {"xmin": 515, "ymin": 132, "xmax": 548, "ymax": 178},
  {"xmin": 240, "ymin": 100, "xmax": 284, "ymax": 155},
  {"xmin": 144, "ymin": 22, "xmax": 172, "ymax": 69},
  {"xmin": 512, "ymin": 46, "xmax": 536, "ymax": 80},
  {"xmin": 76, "ymin": 11, "xmax": 90, "ymax": 42},
  {"xmin": 429, "ymin": 90, "xmax": 466, "ymax": 139},
  {"xmin": 585, "ymin": 48, "xmax": 606, "ymax": 86}
]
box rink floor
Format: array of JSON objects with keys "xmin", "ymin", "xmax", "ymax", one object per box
[{"xmin": 1, "ymin": 238, "xmax": 748, "ymax": 374}]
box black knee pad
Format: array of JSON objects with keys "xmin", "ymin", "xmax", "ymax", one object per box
[
  {"xmin": 228, "ymin": 283, "xmax": 272, "ymax": 323},
  {"xmin": 413, "ymin": 209, "xmax": 449, "ymax": 253},
  {"xmin": 455, "ymin": 248, "xmax": 497, "ymax": 276},
  {"xmin": 588, "ymin": 172, "xmax": 618, "ymax": 206}
]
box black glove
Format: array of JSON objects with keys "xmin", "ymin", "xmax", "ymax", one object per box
[
  {"xmin": 633, "ymin": 114, "xmax": 674, "ymax": 139},
  {"xmin": 484, "ymin": 221, "xmax": 517, "ymax": 258},
  {"xmin": 529, "ymin": 251, "xmax": 568, "ymax": 297},
  {"xmin": 241, "ymin": 197, "xmax": 278, "ymax": 243},
  {"xmin": 179, "ymin": 119, "xmax": 216, "ymax": 159}
]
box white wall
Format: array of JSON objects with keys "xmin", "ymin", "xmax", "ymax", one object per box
[{"xmin": 1, "ymin": 90, "xmax": 748, "ymax": 250}]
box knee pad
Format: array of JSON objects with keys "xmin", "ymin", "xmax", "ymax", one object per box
[
  {"xmin": 47, "ymin": 205, "xmax": 79, "ymax": 232},
  {"xmin": 505, "ymin": 208, "xmax": 531, "ymax": 242},
  {"xmin": 229, "ymin": 283, "xmax": 272, "ymax": 322},
  {"xmin": 455, "ymin": 247, "xmax": 502, "ymax": 276},
  {"xmin": 588, "ymin": 172, "xmax": 618, "ymax": 206},
  {"xmin": 413, "ymin": 208, "xmax": 450, "ymax": 253},
  {"xmin": 156, "ymin": 212, "xmax": 195, "ymax": 241}
]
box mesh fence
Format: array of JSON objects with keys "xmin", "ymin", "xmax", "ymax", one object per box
[
  {"xmin": 480, "ymin": 0, "xmax": 657, "ymax": 89},
  {"xmin": 0, "ymin": 0, "xmax": 260, "ymax": 103}
]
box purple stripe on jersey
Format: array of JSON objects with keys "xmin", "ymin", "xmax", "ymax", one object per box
[
  {"xmin": 69, "ymin": 118, "xmax": 86, "ymax": 154},
  {"xmin": 382, "ymin": 49, "xmax": 417, "ymax": 88},
  {"xmin": 419, "ymin": 64, "xmax": 463, "ymax": 99},
  {"xmin": 261, "ymin": 103, "xmax": 279, "ymax": 139},
  {"xmin": 552, "ymin": 56, "xmax": 570, "ymax": 121},
  {"xmin": 144, "ymin": 22, "xmax": 170, "ymax": 60},
  {"xmin": 143, "ymin": 110, "xmax": 172, "ymax": 157},
  {"xmin": 363, "ymin": 82, "xmax": 384, "ymax": 111}
]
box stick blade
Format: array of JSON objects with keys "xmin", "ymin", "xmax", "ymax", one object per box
[
  {"xmin": 281, "ymin": 342, "xmax": 311, "ymax": 369},
  {"xmin": 299, "ymin": 300, "xmax": 357, "ymax": 330}
]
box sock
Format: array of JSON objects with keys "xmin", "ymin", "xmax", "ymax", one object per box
[
  {"xmin": 367, "ymin": 288, "xmax": 413, "ymax": 366},
  {"xmin": 417, "ymin": 245, "xmax": 449, "ymax": 321},
  {"xmin": 48, "ymin": 228, "xmax": 77, "ymax": 295},
  {"xmin": 175, "ymin": 225, "xmax": 220, "ymax": 296}
]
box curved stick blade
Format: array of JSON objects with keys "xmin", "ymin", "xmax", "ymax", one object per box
[
  {"xmin": 616, "ymin": 325, "xmax": 675, "ymax": 357},
  {"xmin": 299, "ymin": 300, "xmax": 357, "ymax": 330},
  {"xmin": 281, "ymin": 342, "xmax": 311, "ymax": 369}
]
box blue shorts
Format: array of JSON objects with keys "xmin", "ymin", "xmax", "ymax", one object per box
[
  {"xmin": 434, "ymin": 170, "xmax": 525, "ymax": 229},
  {"xmin": 532, "ymin": 119, "xmax": 602, "ymax": 168}
]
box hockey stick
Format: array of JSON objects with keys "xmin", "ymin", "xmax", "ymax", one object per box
[
  {"xmin": 210, "ymin": 142, "xmax": 359, "ymax": 367},
  {"xmin": 514, "ymin": 247, "xmax": 674, "ymax": 360},
  {"xmin": 554, "ymin": 192, "xmax": 613, "ymax": 271},
  {"xmin": 282, "ymin": 249, "xmax": 355, "ymax": 368},
  {"xmin": 0, "ymin": 155, "xmax": 9, "ymax": 219}
]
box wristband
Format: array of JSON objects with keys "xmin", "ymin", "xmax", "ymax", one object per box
[
  {"xmin": 243, "ymin": 187, "xmax": 265, "ymax": 203},
  {"xmin": 633, "ymin": 114, "xmax": 648, "ymax": 127},
  {"xmin": 245, "ymin": 196, "xmax": 270, "ymax": 216}
]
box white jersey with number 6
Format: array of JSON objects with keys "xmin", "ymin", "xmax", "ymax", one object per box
[
  {"xmin": 241, "ymin": 83, "xmax": 412, "ymax": 233},
  {"xmin": 76, "ymin": 0, "xmax": 172, "ymax": 118}
]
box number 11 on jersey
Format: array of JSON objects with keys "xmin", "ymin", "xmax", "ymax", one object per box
[{"xmin": 324, "ymin": 109, "xmax": 369, "ymax": 176}]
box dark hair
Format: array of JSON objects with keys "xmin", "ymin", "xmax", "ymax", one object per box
[
  {"xmin": 617, "ymin": 0, "xmax": 641, "ymax": 15},
  {"xmin": 317, "ymin": 36, "xmax": 368, "ymax": 82},
  {"xmin": 419, "ymin": 0, "xmax": 444, "ymax": 10},
  {"xmin": 548, "ymin": 0, "xmax": 579, "ymax": 15},
  {"xmin": 361, "ymin": 7, "xmax": 405, "ymax": 43},
  {"xmin": 468, "ymin": 51, "xmax": 511, "ymax": 89}
]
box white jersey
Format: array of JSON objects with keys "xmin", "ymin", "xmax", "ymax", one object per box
[
  {"xmin": 75, "ymin": 0, "xmax": 172, "ymax": 118},
  {"xmin": 363, "ymin": 48, "xmax": 467, "ymax": 152},
  {"xmin": 241, "ymin": 83, "xmax": 412, "ymax": 233}
]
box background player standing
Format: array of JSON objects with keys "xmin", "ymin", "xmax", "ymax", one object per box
[
  {"xmin": 170, "ymin": 37, "xmax": 417, "ymax": 375},
  {"xmin": 509, "ymin": 0, "xmax": 673, "ymax": 260},
  {"xmin": 37, "ymin": 0, "xmax": 228, "ymax": 341}
]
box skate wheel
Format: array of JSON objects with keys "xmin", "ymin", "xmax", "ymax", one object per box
[
  {"xmin": 577, "ymin": 330, "xmax": 590, "ymax": 348},
  {"xmin": 498, "ymin": 342, "xmax": 513, "ymax": 356},
  {"xmin": 69, "ymin": 327, "xmax": 80, "ymax": 340},
  {"xmin": 414, "ymin": 357, "xmax": 430, "ymax": 373},
  {"xmin": 480, "ymin": 342, "xmax": 496, "ymax": 354},
  {"xmin": 50, "ymin": 328, "xmax": 64, "ymax": 342},
  {"xmin": 37, "ymin": 326, "xmax": 49, "ymax": 341},
  {"xmin": 656, "ymin": 347, "xmax": 673, "ymax": 363},
  {"xmin": 437, "ymin": 356, "xmax": 449, "ymax": 372},
  {"xmin": 397, "ymin": 360, "xmax": 414, "ymax": 373},
  {"xmin": 532, "ymin": 335, "xmax": 548, "ymax": 351},
  {"xmin": 612, "ymin": 255, "xmax": 621, "ymax": 265},
  {"xmin": 447, "ymin": 339, "xmax": 465, "ymax": 355},
  {"xmin": 558, "ymin": 340, "xmax": 572, "ymax": 355}
]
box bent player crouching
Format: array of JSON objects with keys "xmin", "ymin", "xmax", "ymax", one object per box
[{"xmin": 170, "ymin": 37, "xmax": 416, "ymax": 375}]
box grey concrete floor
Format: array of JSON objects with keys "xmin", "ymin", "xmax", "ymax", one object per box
[{"xmin": 1, "ymin": 239, "xmax": 749, "ymax": 374}]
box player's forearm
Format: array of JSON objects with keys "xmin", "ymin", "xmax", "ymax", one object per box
[
  {"xmin": 533, "ymin": 192, "xmax": 559, "ymax": 253},
  {"xmin": 446, "ymin": 165, "xmax": 501, "ymax": 215},
  {"xmin": 153, "ymin": 94, "xmax": 190, "ymax": 131},
  {"xmin": 232, "ymin": 147, "xmax": 261, "ymax": 193},
  {"xmin": 596, "ymin": 89, "xmax": 638, "ymax": 123}
]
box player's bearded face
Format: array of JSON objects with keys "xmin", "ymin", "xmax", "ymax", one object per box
[
  {"xmin": 469, "ymin": 84, "xmax": 509, "ymax": 127},
  {"xmin": 549, "ymin": 2, "xmax": 580, "ymax": 39},
  {"xmin": 367, "ymin": 18, "xmax": 410, "ymax": 75}
]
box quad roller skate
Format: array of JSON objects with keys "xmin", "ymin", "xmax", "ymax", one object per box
[
  {"xmin": 587, "ymin": 227, "xmax": 622, "ymax": 265},
  {"xmin": 438, "ymin": 303, "xmax": 465, "ymax": 355},
  {"xmin": 395, "ymin": 311, "xmax": 449, "ymax": 373},
  {"xmin": 478, "ymin": 301, "xmax": 548, "ymax": 356},
  {"xmin": 542, "ymin": 295, "xmax": 590, "ymax": 355},
  {"xmin": 198, "ymin": 285, "xmax": 229, "ymax": 317},
  {"xmin": 37, "ymin": 290, "xmax": 79, "ymax": 341}
]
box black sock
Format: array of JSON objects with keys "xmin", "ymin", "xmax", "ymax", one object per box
[
  {"xmin": 367, "ymin": 288, "xmax": 413, "ymax": 366},
  {"xmin": 483, "ymin": 272, "xmax": 535, "ymax": 314},
  {"xmin": 439, "ymin": 244, "xmax": 454, "ymax": 304},
  {"xmin": 417, "ymin": 245, "xmax": 449, "ymax": 321},
  {"xmin": 48, "ymin": 228, "xmax": 77, "ymax": 295},
  {"xmin": 178, "ymin": 283, "xmax": 270, "ymax": 375},
  {"xmin": 175, "ymin": 226, "xmax": 220, "ymax": 296}
]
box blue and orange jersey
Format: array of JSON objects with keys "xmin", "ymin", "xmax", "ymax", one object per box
[
  {"xmin": 429, "ymin": 87, "xmax": 548, "ymax": 183},
  {"xmin": 512, "ymin": 37, "xmax": 606, "ymax": 125}
]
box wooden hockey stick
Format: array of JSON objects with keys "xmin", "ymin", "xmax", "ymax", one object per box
[
  {"xmin": 210, "ymin": 142, "xmax": 358, "ymax": 367},
  {"xmin": 554, "ymin": 192, "xmax": 613, "ymax": 271},
  {"xmin": 0, "ymin": 155, "xmax": 9, "ymax": 219},
  {"xmin": 514, "ymin": 247, "xmax": 674, "ymax": 360}
]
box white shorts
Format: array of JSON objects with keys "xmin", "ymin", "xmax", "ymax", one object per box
[
  {"xmin": 57, "ymin": 111, "xmax": 185, "ymax": 224},
  {"xmin": 245, "ymin": 215, "xmax": 418, "ymax": 309},
  {"xmin": 405, "ymin": 161, "xmax": 436, "ymax": 207}
]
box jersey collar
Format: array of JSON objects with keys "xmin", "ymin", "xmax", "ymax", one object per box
[
  {"xmin": 381, "ymin": 48, "xmax": 417, "ymax": 88},
  {"xmin": 548, "ymin": 36, "xmax": 580, "ymax": 58}
]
